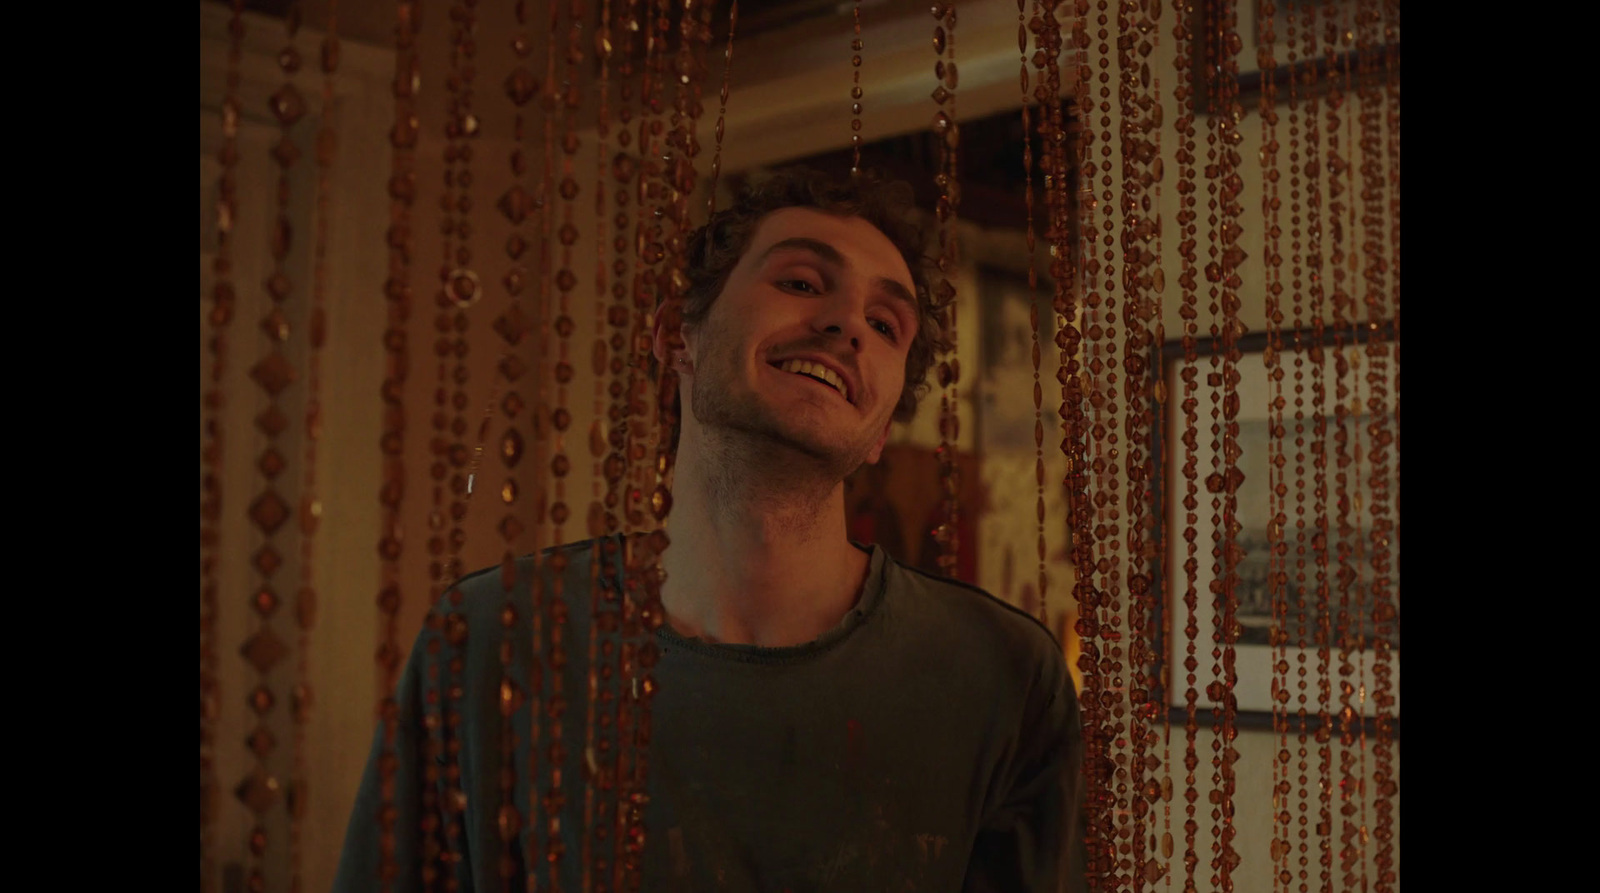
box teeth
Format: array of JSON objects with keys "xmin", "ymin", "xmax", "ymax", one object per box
[{"xmin": 779, "ymin": 359, "xmax": 847, "ymax": 400}]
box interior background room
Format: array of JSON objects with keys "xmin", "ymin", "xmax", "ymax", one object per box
[{"xmin": 199, "ymin": 1, "xmax": 1400, "ymax": 890}]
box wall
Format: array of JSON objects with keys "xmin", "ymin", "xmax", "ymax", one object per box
[{"xmin": 200, "ymin": 2, "xmax": 1399, "ymax": 891}]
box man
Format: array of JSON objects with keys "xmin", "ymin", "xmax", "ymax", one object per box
[{"xmin": 334, "ymin": 168, "xmax": 1083, "ymax": 892}]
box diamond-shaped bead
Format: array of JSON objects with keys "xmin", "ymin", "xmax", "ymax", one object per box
[
  {"xmin": 498, "ymin": 514, "xmax": 525, "ymax": 543},
  {"xmin": 500, "ymin": 355, "xmax": 527, "ymax": 382},
  {"xmin": 241, "ymin": 628, "xmax": 289, "ymax": 674},
  {"xmin": 260, "ymin": 308, "xmax": 290, "ymax": 342},
  {"xmin": 235, "ymin": 769, "xmax": 281, "ymax": 815},
  {"xmin": 256, "ymin": 406, "xmax": 288, "ymax": 437},
  {"xmin": 278, "ymin": 45, "xmax": 302, "ymax": 73},
  {"xmin": 248, "ymin": 685, "xmax": 276, "ymax": 715},
  {"xmin": 498, "ymin": 186, "xmax": 531, "ymax": 225},
  {"xmin": 246, "ymin": 729, "xmax": 275, "ymax": 761},
  {"xmin": 250, "ymin": 490, "xmax": 290, "ymax": 535},
  {"xmin": 266, "ymin": 272, "xmax": 292, "ymax": 301},
  {"xmin": 502, "ymin": 265, "xmax": 528, "ymax": 296},
  {"xmin": 504, "ymin": 66, "xmax": 539, "ymax": 106},
  {"xmin": 501, "ymin": 428, "xmax": 524, "ymax": 466},
  {"xmin": 271, "ymin": 135, "xmax": 300, "ymax": 169},
  {"xmin": 251, "ymin": 354, "xmax": 295, "ymax": 397},
  {"xmin": 253, "ymin": 588, "xmax": 280, "ymax": 617},
  {"xmin": 252, "ymin": 545, "xmax": 283, "ymax": 577},
  {"xmin": 269, "ymin": 84, "xmax": 307, "ymax": 126},
  {"xmin": 494, "ymin": 304, "xmax": 528, "ymax": 347},
  {"xmin": 258, "ymin": 449, "xmax": 286, "ymax": 479}
]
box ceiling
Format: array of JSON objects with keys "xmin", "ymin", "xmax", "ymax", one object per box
[
  {"xmin": 213, "ymin": 0, "xmax": 1071, "ymax": 229},
  {"xmin": 223, "ymin": 0, "xmax": 881, "ymax": 49}
]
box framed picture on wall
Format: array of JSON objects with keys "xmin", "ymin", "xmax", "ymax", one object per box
[
  {"xmin": 974, "ymin": 265, "xmax": 1060, "ymax": 455},
  {"xmin": 1191, "ymin": 0, "xmax": 1403, "ymax": 116},
  {"xmin": 1149, "ymin": 325, "xmax": 1400, "ymax": 729}
]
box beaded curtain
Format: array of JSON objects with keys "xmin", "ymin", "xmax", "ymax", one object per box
[{"xmin": 199, "ymin": 1, "xmax": 1399, "ymax": 891}]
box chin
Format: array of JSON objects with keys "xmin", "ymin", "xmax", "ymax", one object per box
[
  {"xmin": 724, "ymin": 416, "xmax": 871, "ymax": 482},
  {"xmin": 692, "ymin": 375, "xmax": 879, "ymax": 477}
]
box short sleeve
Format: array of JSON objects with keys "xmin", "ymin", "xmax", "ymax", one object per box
[
  {"xmin": 330, "ymin": 620, "xmax": 439, "ymax": 893},
  {"xmin": 962, "ymin": 648, "xmax": 1086, "ymax": 893}
]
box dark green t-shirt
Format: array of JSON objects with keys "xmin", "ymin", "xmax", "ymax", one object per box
[{"xmin": 333, "ymin": 535, "xmax": 1083, "ymax": 892}]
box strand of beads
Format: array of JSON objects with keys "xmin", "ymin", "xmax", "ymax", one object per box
[
  {"xmin": 1057, "ymin": 0, "xmax": 1106, "ymax": 883},
  {"xmin": 1317, "ymin": 5, "xmax": 1348, "ymax": 887},
  {"xmin": 1019, "ymin": 0, "xmax": 1046, "ymax": 630},
  {"xmin": 704, "ymin": 1, "xmax": 738, "ymax": 217},
  {"xmin": 1283, "ymin": 6, "xmax": 1309, "ymax": 888},
  {"xmin": 1209, "ymin": 1, "xmax": 1247, "ymax": 886},
  {"xmin": 1079, "ymin": 0, "xmax": 1129, "ymax": 882},
  {"xmin": 491, "ymin": 1, "xmax": 542, "ymax": 886},
  {"xmin": 1164, "ymin": 0, "xmax": 1203, "ymax": 888},
  {"xmin": 1104, "ymin": 1, "xmax": 1167, "ymax": 884},
  {"xmin": 538, "ymin": 1, "xmax": 591, "ymax": 882},
  {"xmin": 1330, "ymin": 288, "xmax": 1360, "ymax": 893},
  {"xmin": 1295, "ymin": 4, "xmax": 1324, "ymax": 888},
  {"xmin": 1114, "ymin": 0, "xmax": 1167, "ymax": 885},
  {"xmin": 1256, "ymin": 3, "xmax": 1295, "ymax": 891},
  {"xmin": 1360, "ymin": 8, "xmax": 1399, "ymax": 876},
  {"xmin": 1141, "ymin": 3, "xmax": 1177, "ymax": 879},
  {"xmin": 1031, "ymin": 4, "xmax": 1077, "ymax": 644},
  {"xmin": 1324, "ymin": 82, "xmax": 1369, "ymax": 876},
  {"xmin": 1363, "ymin": 5, "xmax": 1399, "ymax": 883},
  {"xmin": 513, "ymin": 4, "xmax": 566, "ymax": 880},
  {"xmin": 286, "ymin": 6, "xmax": 339, "ymax": 891},
  {"xmin": 377, "ymin": 4, "xmax": 425, "ymax": 886},
  {"xmin": 1349, "ymin": 342, "xmax": 1374, "ymax": 893},
  {"xmin": 581, "ymin": 2, "xmax": 621, "ymax": 888},
  {"xmin": 1086, "ymin": 0, "xmax": 1129, "ymax": 883},
  {"xmin": 1381, "ymin": 0, "xmax": 1398, "ymax": 350},
  {"xmin": 930, "ymin": 1, "xmax": 962, "ymax": 579},
  {"xmin": 435, "ymin": 1, "xmax": 483, "ymax": 885},
  {"xmin": 614, "ymin": 0, "xmax": 674, "ymax": 883},
  {"xmin": 200, "ymin": 4, "xmax": 247, "ymax": 890},
  {"xmin": 235, "ymin": 6, "xmax": 310, "ymax": 889},
  {"xmin": 601, "ymin": 2, "xmax": 645, "ymax": 882},
  {"xmin": 848, "ymin": 1, "xmax": 866, "ymax": 176},
  {"xmin": 1318, "ymin": 12, "xmax": 1360, "ymax": 884},
  {"xmin": 1309, "ymin": 11, "xmax": 1346, "ymax": 891}
]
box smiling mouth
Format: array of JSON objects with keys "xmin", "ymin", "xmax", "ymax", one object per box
[{"xmin": 772, "ymin": 359, "xmax": 851, "ymax": 403}]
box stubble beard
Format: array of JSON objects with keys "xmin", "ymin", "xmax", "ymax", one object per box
[{"xmin": 687, "ymin": 340, "xmax": 878, "ymax": 494}]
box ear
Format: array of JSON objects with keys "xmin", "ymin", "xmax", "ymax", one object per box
[
  {"xmin": 650, "ymin": 308, "xmax": 672, "ymax": 365},
  {"xmin": 652, "ymin": 306, "xmax": 694, "ymax": 370},
  {"xmin": 864, "ymin": 418, "xmax": 893, "ymax": 465}
]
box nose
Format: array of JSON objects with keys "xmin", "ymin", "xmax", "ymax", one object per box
[
  {"xmin": 812, "ymin": 290, "xmax": 867, "ymax": 351},
  {"xmin": 817, "ymin": 322, "xmax": 859, "ymax": 351}
]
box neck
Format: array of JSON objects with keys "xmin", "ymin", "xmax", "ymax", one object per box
[{"xmin": 658, "ymin": 427, "xmax": 870, "ymax": 648}]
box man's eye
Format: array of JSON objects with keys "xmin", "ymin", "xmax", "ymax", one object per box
[
  {"xmin": 871, "ymin": 318, "xmax": 899, "ymax": 341},
  {"xmin": 780, "ymin": 279, "xmax": 819, "ymax": 294}
]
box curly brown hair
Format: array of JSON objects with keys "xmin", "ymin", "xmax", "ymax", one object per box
[{"xmin": 676, "ymin": 166, "xmax": 950, "ymax": 423}]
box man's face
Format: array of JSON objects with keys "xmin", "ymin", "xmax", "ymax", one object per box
[{"xmin": 676, "ymin": 207, "xmax": 920, "ymax": 478}]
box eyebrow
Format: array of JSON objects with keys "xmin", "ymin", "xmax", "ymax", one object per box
[{"xmin": 758, "ymin": 236, "xmax": 918, "ymax": 314}]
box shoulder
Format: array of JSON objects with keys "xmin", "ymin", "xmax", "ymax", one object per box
[
  {"xmin": 428, "ymin": 534, "xmax": 620, "ymax": 640},
  {"xmin": 440, "ymin": 537, "xmax": 614, "ymax": 615},
  {"xmin": 411, "ymin": 537, "xmax": 622, "ymax": 679},
  {"xmin": 877, "ymin": 553, "xmax": 1069, "ymax": 689}
]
